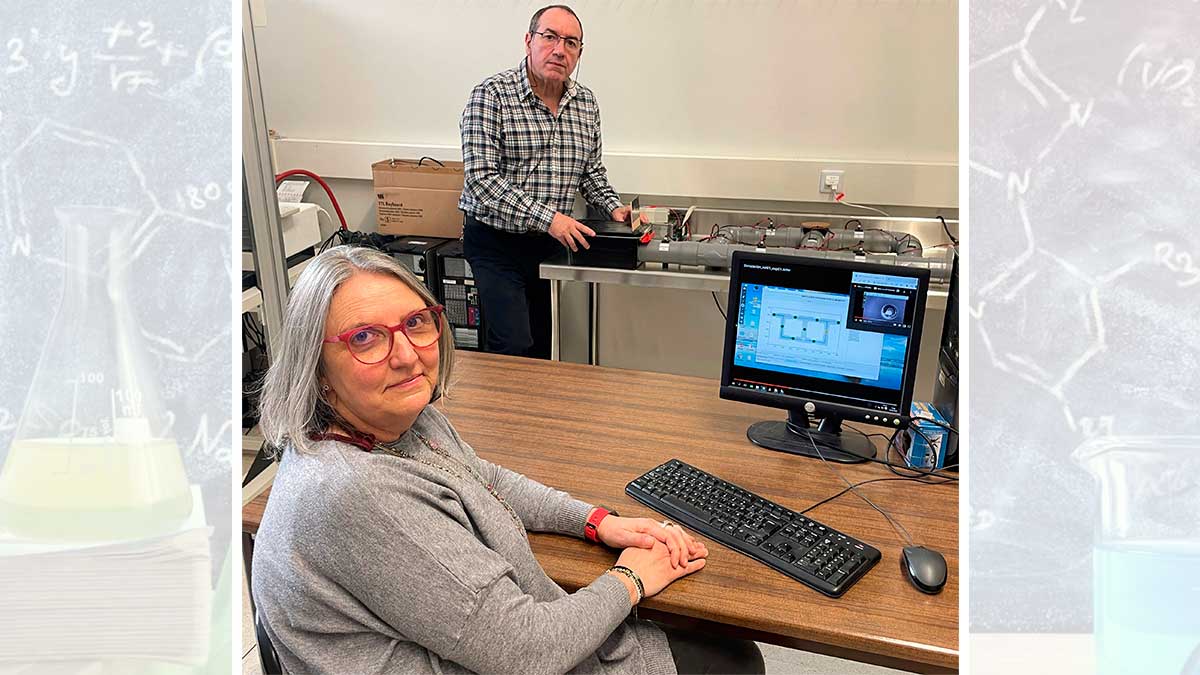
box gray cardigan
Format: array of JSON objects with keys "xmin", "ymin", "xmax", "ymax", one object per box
[{"xmin": 251, "ymin": 405, "xmax": 675, "ymax": 675}]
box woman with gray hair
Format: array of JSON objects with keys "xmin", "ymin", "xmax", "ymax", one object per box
[{"xmin": 250, "ymin": 245, "xmax": 764, "ymax": 675}]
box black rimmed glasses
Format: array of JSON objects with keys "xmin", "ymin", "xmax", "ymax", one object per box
[
  {"xmin": 323, "ymin": 305, "xmax": 445, "ymax": 365},
  {"xmin": 531, "ymin": 30, "xmax": 582, "ymax": 53}
]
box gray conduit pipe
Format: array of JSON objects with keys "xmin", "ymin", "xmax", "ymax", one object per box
[
  {"xmin": 638, "ymin": 241, "xmax": 953, "ymax": 283},
  {"xmin": 717, "ymin": 226, "xmax": 923, "ymax": 255}
]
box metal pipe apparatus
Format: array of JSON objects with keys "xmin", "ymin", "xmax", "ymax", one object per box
[{"xmin": 639, "ymin": 225, "xmax": 953, "ymax": 284}]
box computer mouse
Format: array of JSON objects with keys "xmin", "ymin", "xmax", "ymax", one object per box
[{"xmin": 901, "ymin": 545, "xmax": 947, "ymax": 595}]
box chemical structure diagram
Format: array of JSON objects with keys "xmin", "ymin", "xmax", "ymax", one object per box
[{"xmin": 969, "ymin": 0, "xmax": 1200, "ymax": 631}]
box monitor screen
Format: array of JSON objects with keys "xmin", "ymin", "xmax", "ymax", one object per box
[{"xmin": 721, "ymin": 252, "xmax": 928, "ymax": 422}]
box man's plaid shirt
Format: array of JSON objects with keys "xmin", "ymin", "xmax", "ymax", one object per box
[{"xmin": 458, "ymin": 58, "xmax": 622, "ymax": 234}]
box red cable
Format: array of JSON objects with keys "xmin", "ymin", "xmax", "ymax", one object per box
[{"xmin": 275, "ymin": 168, "xmax": 348, "ymax": 230}]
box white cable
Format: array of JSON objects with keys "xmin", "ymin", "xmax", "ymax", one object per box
[
  {"xmin": 315, "ymin": 205, "xmax": 335, "ymax": 234},
  {"xmin": 834, "ymin": 195, "xmax": 891, "ymax": 218}
]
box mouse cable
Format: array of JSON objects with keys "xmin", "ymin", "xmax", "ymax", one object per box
[
  {"xmin": 804, "ymin": 428, "xmax": 916, "ymax": 547},
  {"xmin": 800, "ymin": 475, "xmax": 956, "ymax": 516}
]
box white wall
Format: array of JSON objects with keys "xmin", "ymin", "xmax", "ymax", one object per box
[{"xmin": 254, "ymin": 0, "xmax": 958, "ymax": 208}]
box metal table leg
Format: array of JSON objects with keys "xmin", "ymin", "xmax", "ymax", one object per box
[
  {"xmin": 590, "ymin": 282, "xmax": 598, "ymax": 365},
  {"xmin": 550, "ymin": 278, "xmax": 560, "ymax": 361}
]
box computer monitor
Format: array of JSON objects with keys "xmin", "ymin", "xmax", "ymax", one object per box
[{"xmin": 719, "ymin": 251, "xmax": 930, "ymax": 463}]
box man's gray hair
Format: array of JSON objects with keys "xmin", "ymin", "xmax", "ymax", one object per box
[
  {"xmin": 528, "ymin": 4, "xmax": 583, "ymax": 40},
  {"xmin": 256, "ymin": 245, "xmax": 454, "ymax": 456}
]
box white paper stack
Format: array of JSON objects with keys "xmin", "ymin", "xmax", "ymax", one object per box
[{"xmin": 0, "ymin": 488, "xmax": 212, "ymax": 667}]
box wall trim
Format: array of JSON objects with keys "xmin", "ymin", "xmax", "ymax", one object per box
[{"xmin": 273, "ymin": 138, "xmax": 958, "ymax": 208}]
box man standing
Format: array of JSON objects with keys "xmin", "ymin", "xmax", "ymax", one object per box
[{"xmin": 459, "ymin": 4, "xmax": 636, "ymax": 358}]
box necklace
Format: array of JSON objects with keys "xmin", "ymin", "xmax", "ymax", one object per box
[{"xmin": 375, "ymin": 429, "xmax": 525, "ymax": 532}]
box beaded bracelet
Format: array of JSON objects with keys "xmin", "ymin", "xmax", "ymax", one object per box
[{"xmin": 608, "ymin": 565, "xmax": 644, "ymax": 604}]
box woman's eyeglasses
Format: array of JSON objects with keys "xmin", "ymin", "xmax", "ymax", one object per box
[{"xmin": 323, "ymin": 305, "xmax": 445, "ymax": 365}]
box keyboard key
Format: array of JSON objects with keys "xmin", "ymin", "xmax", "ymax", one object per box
[{"xmin": 662, "ymin": 494, "xmax": 713, "ymax": 523}]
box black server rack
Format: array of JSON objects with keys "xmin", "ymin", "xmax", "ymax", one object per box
[
  {"xmin": 383, "ymin": 236, "xmax": 454, "ymax": 294},
  {"xmin": 434, "ymin": 240, "xmax": 485, "ymax": 351}
]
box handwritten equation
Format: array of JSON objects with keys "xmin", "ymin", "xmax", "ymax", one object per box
[{"xmin": 3, "ymin": 21, "xmax": 229, "ymax": 99}]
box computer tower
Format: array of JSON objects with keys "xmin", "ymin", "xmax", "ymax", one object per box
[
  {"xmin": 938, "ymin": 251, "xmax": 959, "ymax": 367},
  {"xmin": 433, "ymin": 240, "xmax": 484, "ymax": 351},
  {"xmin": 383, "ymin": 236, "xmax": 454, "ymax": 294},
  {"xmin": 932, "ymin": 251, "xmax": 959, "ymax": 463}
]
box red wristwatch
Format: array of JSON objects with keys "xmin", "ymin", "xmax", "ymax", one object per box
[{"xmin": 584, "ymin": 506, "xmax": 617, "ymax": 543}]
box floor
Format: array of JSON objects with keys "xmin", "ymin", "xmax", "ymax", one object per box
[
  {"xmin": 242, "ymin": 570, "xmax": 906, "ymax": 675},
  {"xmin": 242, "ymin": 568, "xmax": 261, "ymax": 675}
]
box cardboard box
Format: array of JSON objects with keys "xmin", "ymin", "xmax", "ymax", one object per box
[
  {"xmin": 897, "ymin": 401, "xmax": 951, "ymax": 470},
  {"xmin": 372, "ymin": 158, "xmax": 465, "ymax": 238}
]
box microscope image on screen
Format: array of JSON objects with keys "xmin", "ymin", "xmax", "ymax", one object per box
[{"xmin": 860, "ymin": 293, "xmax": 908, "ymax": 326}]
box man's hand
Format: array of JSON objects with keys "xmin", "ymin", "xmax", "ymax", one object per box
[
  {"xmin": 611, "ymin": 206, "xmax": 648, "ymax": 227},
  {"xmin": 548, "ymin": 212, "xmax": 594, "ymax": 252}
]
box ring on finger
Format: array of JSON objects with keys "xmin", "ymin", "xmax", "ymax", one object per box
[{"xmin": 661, "ymin": 520, "xmax": 673, "ymax": 529}]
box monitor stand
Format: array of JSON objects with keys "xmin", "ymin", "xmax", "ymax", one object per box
[{"xmin": 746, "ymin": 409, "xmax": 875, "ymax": 463}]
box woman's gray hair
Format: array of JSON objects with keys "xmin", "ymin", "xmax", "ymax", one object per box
[{"xmin": 256, "ymin": 245, "xmax": 455, "ymax": 456}]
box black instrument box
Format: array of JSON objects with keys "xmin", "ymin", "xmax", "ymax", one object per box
[
  {"xmin": 383, "ymin": 236, "xmax": 453, "ymax": 292},
  {"xmin": 566, "ymin": 220, "xmax": 652, "ymax": 269}
]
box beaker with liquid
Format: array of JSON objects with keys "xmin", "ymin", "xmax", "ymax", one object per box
[
  {"xmin": 1074, "ymin": 436, "xmax": 1200, "ymax": 675},
  {"xmin": 0, "ymin": 206, "xmax": 192, "ymax": 541}
]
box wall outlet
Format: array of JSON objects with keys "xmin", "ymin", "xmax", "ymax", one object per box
[{"xmin": 819, "ymin": 169, "xmax": 844, "ymax": 194}]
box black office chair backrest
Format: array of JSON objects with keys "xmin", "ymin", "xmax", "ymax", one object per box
[{"xmin": 255, "ymin": 612, "xmax": 285, "ymax": 675}]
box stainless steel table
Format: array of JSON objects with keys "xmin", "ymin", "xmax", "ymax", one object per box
[
  {"xmin": 540, "ymin": 260, "xmax": 948, "ymax": 364},
  {"xmin": 541, "ymin": 261, "xmax": 729, "ymax": 362}
]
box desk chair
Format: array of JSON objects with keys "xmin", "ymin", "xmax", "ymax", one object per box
[{"xmin": 255, "ymin": 613, "xmax": 284, "ymax": 675}]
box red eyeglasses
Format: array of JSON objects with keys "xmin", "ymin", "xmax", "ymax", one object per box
[{"xmin": 322, "ymin": 305, "xmax": 445, "ymax": 364}]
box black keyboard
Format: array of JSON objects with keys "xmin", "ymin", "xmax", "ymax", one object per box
[{"xmin": 626, "ymin": 459, "xmax": 881, "ymax": 597}]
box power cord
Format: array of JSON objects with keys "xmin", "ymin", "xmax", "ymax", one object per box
[
  {"xmin": 833, "ymin": 192, "xmax": 891, "ymax": 218},
  {"xmin": 937, "ymin": 215, "xmax": 958, "ymax": 245},
  {"xmin": 880, "ymin": 422, "xmax": 958, "ymax": 480},
  {"xmin": 319, "ymin": 227, "xmax": 397, "ymax": 253},
  {"xmin": 834, "ymin": 424, "xmax": 959, "ymax": 480},
  {"xmin": 275, "ymin": 169, "xmax": 348, "ymax": 230},
  {"xmin": 912, "ymin": 415, "xmax": 959, "ymax": 437},
  {"xmin": 711, "ymin": 291, "xmax": 726, "ymax": 320}
]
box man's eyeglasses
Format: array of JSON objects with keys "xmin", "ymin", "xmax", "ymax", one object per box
[
  {"xmin": 323, "ymin": 306, "xmax": 445, "ymax": 365},
  {"xmin": 531, "ymin": 30, "xmax": 582, "ymax": 53}
]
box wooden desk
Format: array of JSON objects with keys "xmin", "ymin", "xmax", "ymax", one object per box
[{"xmin": 244, "ymin": 351, "xmax": 958, "ymax": 673}]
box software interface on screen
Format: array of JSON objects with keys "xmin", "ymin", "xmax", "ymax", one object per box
[{"xmin": 729, "ymin": 263, "xmax": 920, "ymax": 415}]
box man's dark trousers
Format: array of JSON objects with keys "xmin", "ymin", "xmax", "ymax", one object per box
[{"xmin": 462, "ymin": 214, "xmax": 564, "ymax": 359}]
